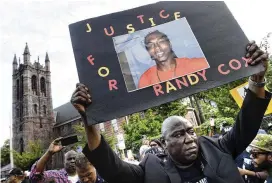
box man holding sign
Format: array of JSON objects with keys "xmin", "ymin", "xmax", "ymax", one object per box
[{"xmin": 71, "ymin": 41, "xmax": 270, "ymax": 183}]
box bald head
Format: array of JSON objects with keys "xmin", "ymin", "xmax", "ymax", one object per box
[
  {"xmin": 161, "ymin": 116, "xmax": 198, "ymax": 165},
  {"xmin": 64, "ymin": 150, "xmax": 77, "ymax": 175},
  {"xmin": 162, "ymin": 116, "xmax": 192, "ymax": 139},
  {"xmin": 65, "ymin": 150, "xmax": 77, "ymax": 158}
]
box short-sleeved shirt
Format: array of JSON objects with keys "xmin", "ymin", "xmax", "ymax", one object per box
[
  {"xmin": 138, "ymin": 57, "xmax": 209, "ymax": 88},
  {"xmin": 30, "ymin": 162, "xmax": 105, "ymax": 183}
]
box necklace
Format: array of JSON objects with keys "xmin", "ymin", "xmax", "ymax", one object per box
[{"xmin": 156, "ymin": 63, "xmax": 177, "ymax": 82}]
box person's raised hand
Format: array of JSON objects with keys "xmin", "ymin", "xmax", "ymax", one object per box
[
  {"xmin": 70, "ymin": 83, "xmax": 92, "ymax": 116},
  {"xmin": 245, "ymin": 41, "xmax": 269, "ymax": 80},
  {"xmin": 47, "ymin": 137, "xmax": 64, "ymax": 155}
]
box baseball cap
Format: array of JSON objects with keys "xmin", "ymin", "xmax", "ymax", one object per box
[{"xmin": 250, "ymin": 134, "xmax": 272, "ymax": 152}]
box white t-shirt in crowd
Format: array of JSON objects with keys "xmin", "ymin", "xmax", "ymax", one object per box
[{"xmin": 68, "ymin": 174, "xmax": 78, "ymax": 183}]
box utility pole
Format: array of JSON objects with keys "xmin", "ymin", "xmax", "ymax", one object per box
[{"xmin": 10, "ymin": 112, "xmax": 14, "ymax": 168}]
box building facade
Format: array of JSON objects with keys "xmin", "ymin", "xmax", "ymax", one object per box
[
  {"xmin": 12, "ymin": 44, "xmax": 127, "ymax": 169},
  {"xmin": 12, "ymin": 43, "xmax": 54, "ymax": 153}
]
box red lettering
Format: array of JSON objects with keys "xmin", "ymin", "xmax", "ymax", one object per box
[
  {"xmin": 87, "ymin": 55, "xmax": 95, "ymax": 65},
  {"xmin": 242, "ymin": 57, "xmax": 249, "ymax": 67},
  {"xmin": 218, "ymin": 64, "xmax": 230, "ymax": 75},
  {"xmin": 197, "ymin": 70, "xmax": 207, "ymax": 81},
  {"xmin": 137, "ymin": 15, "xmax": 144, "ymax": 24},
  {"xmin": 104, "ymin": 26, "xmax": 115, "ymax": 36},
  {"xmin": 229, "ymin": 59, "xmax": 241, "ymax": 70},
  {"xmin": 175, "ymin": 77, "xmax": 188, "ymax": 89},
  {"xmin": 159, "ymin": 10, "xmax": 169, "ymax": 18},
  {"xmin": 153, "ymin": 84, "xmax": 164, "ymax": 96},
  {"xmin": 109, "ymin": 79, "xmax": 118, "ymax": 91}
]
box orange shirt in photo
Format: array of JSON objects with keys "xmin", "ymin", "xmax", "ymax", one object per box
[{"xmin": 138, "ymin": 57, "xmax": 209, "ymax": 88}]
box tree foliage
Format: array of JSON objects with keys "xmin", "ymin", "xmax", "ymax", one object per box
[
  {"xmin": 197, "ymin": 117, "xmax": 235, "ymax": 136},
  {"xmin": 73, "ymin": 124, "xmax": 117, "ymax": 150},
  {"xmin": 196, "ymin": 78, "xmax": 247, "ymax": 119},
  {"xmin": 123, "ymin": 100, "xmax": 187, "ymax": 153},
  {"xmin": 266, "ymin": 58, "xmax": 272, "ymax": 92},
  {"xmin": 13, "ymin": 140, "xmax": 43, "ymax": 170},
  {"xmin": 1, "ymin": 139, "xmax": 10, "ymax": 167}
]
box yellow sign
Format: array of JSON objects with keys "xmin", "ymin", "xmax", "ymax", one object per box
[{"xmin": 230, "ymin": 82, "xmax": 272, "ymax": 115}]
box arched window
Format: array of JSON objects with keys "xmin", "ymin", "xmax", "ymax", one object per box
[
  {"xmin": 20, "ymin": 76, "xmax": 24, "ymax": 99},
  {"xmin": 16, "ymin": 108, "xmax": 19, "ymax": 118},
  {"xmin": 20, "ymin": 138, "xmax": 24, "ymax": 153},
  {"xmin": 43, "ymin": 105, "xmax": 46, "ymax": 115},
  {"xmin": 31, "ymin": 75, "xmax": 37, "ymax": 94},
  {"xmin": 20, "ymin": 104, "xmax": 23, "ymax": 119},
  {"xmin": 19, "ymin": 124, "xmax": 23, "ymax": 131},
  {"xmin": 16, "ymin": 79, "xmax": 19, "ymax": 100},
  {"xmin": 33, "ymin": 104, "xmax": 38, "ymax": 114},
  {"xmin": 40, "ymin": 77, "xmax": 46, "ymax": 96}
]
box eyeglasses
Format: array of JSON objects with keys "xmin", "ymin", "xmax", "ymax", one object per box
[
  {"xmin": 145, "ymin": 38, "xmax": 169, "ymax": 50},
  {"xmin": 250, "ymin": 151, "xmax": 269, "ymax": 158}
]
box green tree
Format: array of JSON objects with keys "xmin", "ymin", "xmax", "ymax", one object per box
[
  {"xmin": 196, "ymin": 78, "xmax": 247, "ymax": 119},
  {"xmin": 13, "ymin": 140, "xmax": 43, "ymax": 170},
  {"xmin": 266, "ymin": 58, "xmax": 272, "ymax": 92},
  {"xmin": 73, "ymin": 124, "xmax": 117, "ymax": 150},
  {"xmin": 1, "ymin": 139, "xmax": 10, "ymax": 167},
  {"xmin": 123, "ymin": 109, "xmax": 162, "ymax": 152},
  {"xmin": 153, "ymin": 100, "xmax": 187, "ymax": 120},
  {"xmin": 123, "ymin": 100, "xmax": 188, "ymax": 152},
  {"xmin": 197, "ymin": 117, "xmax": 235, "ymax": 136}
]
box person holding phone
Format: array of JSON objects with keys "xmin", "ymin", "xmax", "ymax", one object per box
[{"xmin": 29, "ymin": 137, "xmax": 79, "ymax": 183}]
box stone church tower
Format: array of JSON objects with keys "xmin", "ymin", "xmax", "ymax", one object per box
[{"xmin": 12, "ymin": 43, "xmax": 54, "ymax": 153}]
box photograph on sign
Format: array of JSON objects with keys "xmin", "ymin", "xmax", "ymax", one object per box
[{"xmin": 113, "ymin": 18, "xmax": 209, "ymax": 92}]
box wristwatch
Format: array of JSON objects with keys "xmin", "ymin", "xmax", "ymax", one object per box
[{"xmin": 249, "ymin": 77, "xmax": 266, "ymax": 88}]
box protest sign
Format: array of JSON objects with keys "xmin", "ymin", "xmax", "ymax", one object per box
[
  {"xmin": 230, "ymin": 82, "xmax": 272, "ymax": 115},
  {"xmin": 69, "ymin": 1, "xmax": 263, "ymax": 125}
]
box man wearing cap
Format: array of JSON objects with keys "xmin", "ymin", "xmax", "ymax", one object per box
[
  {"xmin": 8, "ymin": 168, "xmax": 25, "ymax": 183},
  {"xmin": 238, "ymin": 134, "xmax": 272, "ymax": 183}
]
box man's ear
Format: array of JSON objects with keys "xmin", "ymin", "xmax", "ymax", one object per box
[{"xmin": 161, "ymin": 137, "xmax": 167, "ymax": 148}]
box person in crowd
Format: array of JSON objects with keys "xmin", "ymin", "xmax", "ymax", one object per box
[
  {"xmin": 138, "ymin": 30, "xmax": 209, "ymax": 88},
  {"xmin": 238, "ymin": 134, "xmax": 272, "ymax": 183},
  {"xmin": 75, "ymin": 153, "xmax": 105, "ymax": 183},
  {"xmin": 71, "ymin": 41, "xmax": 270, "ymax": 183},
  {"xmin": 30, "ymin": 137, "xmax": 79, "ymax": 183},
  {"xmin": 236, "ymin": 130, "xmax": 267, "ymax": 168},
  {"xmin": 149, "ymin": 139, "xmax": 163, "ymax": 149},
  {"xmin": 146, "ymin": 139, "xmax": 167, "ymax": 161},
  {"xmin": 139, "ymin": 138, "xmax": 150, "ymax": 160},
  {"xmin": 7, "ymin": 168, "xmax": 25, "ymax": 183}
]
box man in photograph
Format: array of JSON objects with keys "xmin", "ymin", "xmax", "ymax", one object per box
[{"xmin": 138, "ymin": 30, "xmax": 209, "ymax": 88}]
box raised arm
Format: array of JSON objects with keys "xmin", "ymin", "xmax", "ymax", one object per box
[
  {"xmin": 218, "ymin": 41, "xmax": 271, "ymax": 158},
  {"xmin": 71, "ymin": 83, "xmax": 144, "ymax": 183},
  {"xmin": 30, "ymin": 137, "xmax": 64, "ymax": 182}
]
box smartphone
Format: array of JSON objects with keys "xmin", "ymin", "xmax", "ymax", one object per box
[{"xmin": 60, "ymin": 135, "xmax": 78, "ymax": 146}]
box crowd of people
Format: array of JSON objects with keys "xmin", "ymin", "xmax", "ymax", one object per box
[{"xmin": 3, "ymin": 41, "xmax": 272, "ymax": 183}]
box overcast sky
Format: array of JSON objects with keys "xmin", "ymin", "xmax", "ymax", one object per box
[{"xmin": 0, "ymin": 0, "xmax": 271, "ymax": 146}]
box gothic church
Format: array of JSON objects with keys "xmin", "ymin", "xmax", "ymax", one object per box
[{"xmin": 12, "ymin": 44, "xmax": 127, "ymax": 168}]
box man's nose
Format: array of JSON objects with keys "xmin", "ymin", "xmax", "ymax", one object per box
[
  {"xmin": 82, "ymin": 177, "xmax": 88, "ymax": 183},
  {"xmin": 154, "ymin": 43, "xmax": 161, "ymax": 50},
  {"xmin": 184, "ymin": 133, "xmax": 194, "ymax": 144}
]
